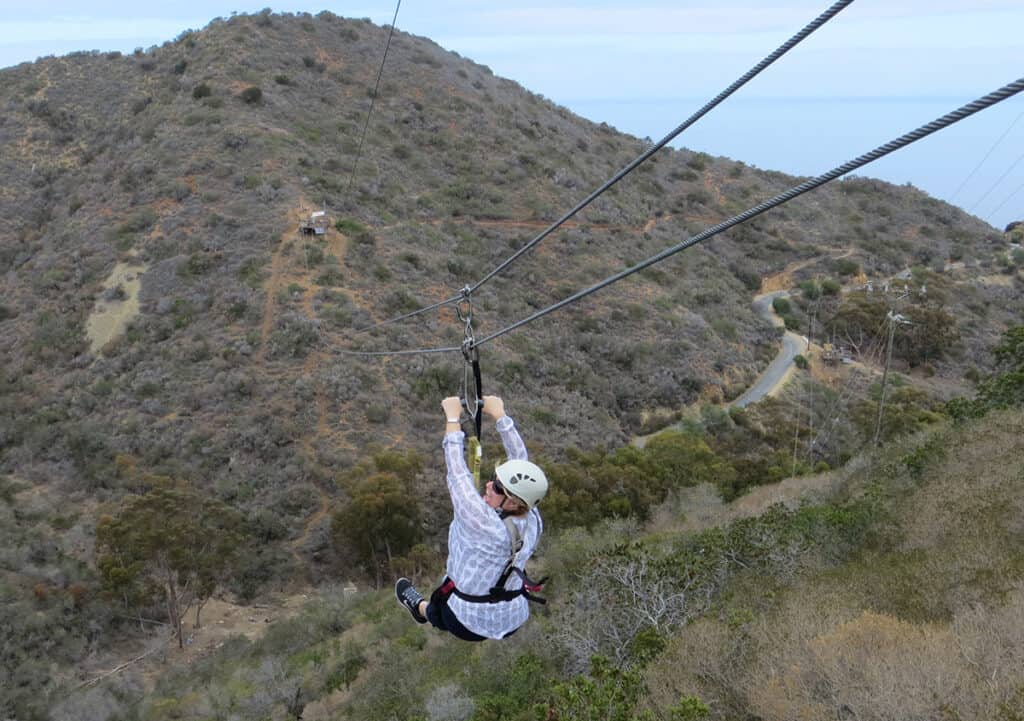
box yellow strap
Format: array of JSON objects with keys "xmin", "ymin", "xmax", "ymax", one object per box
[{"xmin": 468, "ymin": 436, "xmax": 483, "ymax": 490}]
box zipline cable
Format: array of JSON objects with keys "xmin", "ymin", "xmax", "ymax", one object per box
[
  {"xmin": 338, "ymin": 0, "xmax": 854, "ymax": 336},
  {"xmin": 349, "ymin": 292, "xmax": 464, "ymax": 334},
  {"xmin": 347, "ymin": 0, "xmax": 402, "ymax": 194},
  {"xmin": 467, "ymin": 0, "xmax": 857, "ymax": 295},
  {"xmin": 332, "ymin": 344, "xmax": 460, "ymax": 357},
  {"xmin": 471, "ymin": 77, "xmax": 1024, "ymax": 350}
]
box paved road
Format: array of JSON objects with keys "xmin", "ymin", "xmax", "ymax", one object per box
[
  {"xmin": 633, "ymin": 291, "xmax": 805, "ymax": 447},
  {"xmin": 730, "ymin": 290, "xmax": 806, "ymax": 409}
]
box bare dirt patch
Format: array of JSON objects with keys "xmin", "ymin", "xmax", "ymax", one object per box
[{"xmin": 85, "ymin": 259, "xmax": 149, "ymax": 353}]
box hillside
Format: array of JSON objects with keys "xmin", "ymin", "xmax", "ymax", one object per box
[
  {"xmin": 1, "ymin": 10, "xmax": 1017, "ymax": 479},
  {"xmin": 13, "ymin": 399, "xmax": 1024, "ymax": 720},
  {"xmin": 2, "ymin": 10, "xmax": 1024, "ymax": 719}
]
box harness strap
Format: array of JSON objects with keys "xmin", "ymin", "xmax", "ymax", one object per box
[
  {"xmin": 444, "ymin": 569, "xmax": 549, "ymax": 605},
  {"xmin": 495, "ymin": 515, "xmax": 525, "ymax": 588}
]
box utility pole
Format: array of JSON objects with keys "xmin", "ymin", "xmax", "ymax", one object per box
[{"xmin": 873, "ymin": 310, "xmax": 911, "ymax": 448}]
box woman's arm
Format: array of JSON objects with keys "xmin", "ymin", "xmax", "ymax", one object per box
[
  {"xmin": 442, "ymin": 397, "xmax": 497, "ymax": 532},
  {"xmin": 483, "ymin": 395, "xmax": 528, "ymax": 462}
]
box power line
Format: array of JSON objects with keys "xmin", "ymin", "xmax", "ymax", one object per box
[
  {"xmin": 806, "ymin": 312, "xmax": 891, "ymax": 455},
  {"xmin": 472, "ymin": 77, "xmax": 1024, "ymax": 350},
  {"xmin": 969, "ymin": 148, "xmax": 1024, "ymax": 214},
  {"xmin": 949, "ymin": 109, "xmax": 1023, "ymax": 202},
  {"xmin": 467, "ymin": 0, "xmax": 856, "ymax": 295},
  {"xmin": 989, "ymin": 178, "xmax": 1024, "ymax": 219},
  {"xmin": 347, "ymin": 0, "xmax": 402, "ymax": 194}
]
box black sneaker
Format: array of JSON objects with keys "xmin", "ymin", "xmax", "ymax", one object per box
[{"xmin": 395, "ymin": 578, "xmax": 427, "ymax": 624}]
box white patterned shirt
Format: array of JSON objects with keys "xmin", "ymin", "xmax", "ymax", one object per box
[{"xmin": 443, "ymin": 415, "xmax": 543, "ymax": 639}]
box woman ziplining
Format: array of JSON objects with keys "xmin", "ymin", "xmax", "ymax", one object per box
[{"xmin": 395, "ymin": 394, "xmax": 549, "ymax": 641}]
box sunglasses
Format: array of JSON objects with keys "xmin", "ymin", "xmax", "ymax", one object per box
[{"xmin": 492, "ymin": 477, "xmax": 506, "ymax": 496}]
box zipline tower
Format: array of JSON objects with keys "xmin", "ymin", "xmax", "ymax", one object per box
[{"xmin": 299, "ymin": 209, "xmax": 329, "ymax": 236}]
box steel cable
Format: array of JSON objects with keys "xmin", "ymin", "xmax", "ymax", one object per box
[
  {"xmin": 343, "ymin": 0, "xmax": 855, "ymax": 336},
  {"xmin": 349, "ymin": 292, "xmax": 464, "ymax": 334},
  {"xmin": 467, "ymin": 0, "xmax": 857, "ymax": 294},
  {"xmin": 331, "ymin": 344, "xmax": 461, "ymax": 357},
  {"xmin": 472, "ymin": 77, "xmax": 1024, "ymax": 350}
]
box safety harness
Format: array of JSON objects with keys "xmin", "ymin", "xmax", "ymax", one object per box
[{"xmin": 441, "ymin": 510, "xmax": 548, "ymax": 605}]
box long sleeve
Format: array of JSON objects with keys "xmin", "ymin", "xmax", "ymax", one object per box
[
  {"xmin": 443, "ymin": 429, "xmax": 497, "ymax": 534},
  {"xmin": 495, "ymin": 415, "xmax": 528, "ymax": 461}
]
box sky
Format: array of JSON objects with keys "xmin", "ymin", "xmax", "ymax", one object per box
[{"xmin": 2, "ymin": 1, "xmax": 1022, "ymax": 231}]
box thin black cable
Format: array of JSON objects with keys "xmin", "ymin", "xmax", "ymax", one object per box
[
  {"xmin": 472, "ymin": 77, "xmax": 1024, "ymax": 349},
  {"xmin": 332, "ymin": 344, "xmax": 461, "ymax": 357},
  {"xmin": 468, "ymin": 0, "xmax": 856, "ymax": 294},
  {"xmin": 347, "ymin": 0, "xmax": 402, "ymax": 193},
  {"xmin": 350, "ymin": 293, "xmax": 463, "ymax": 334}
]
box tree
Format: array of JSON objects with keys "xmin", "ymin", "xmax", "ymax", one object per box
[
  {"xmin": 642, "ymin": 430, "xmax": 735, "ymax": 496},
  {"xmin": 96, "ymin": 485, "xmax": 246, "ymax": 648},
  {"xmin": 332, "ymin": 472, "xmax": 422, "ymax": 587},
  {"xmin": 898, "ymin": 301, "xmax": 957, "ymax": 366},
  {"xmin": 827, "ymin": 291, "xmax": 888, "ymax": 357},
  {"xmin": 978, "ymin": 325, "xmax": 1024, "ymax": 409}
]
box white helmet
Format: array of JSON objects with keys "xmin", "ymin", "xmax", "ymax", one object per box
[{"xmin": 495, "ymin": 459, "xmax": 548, "ymax": 509}]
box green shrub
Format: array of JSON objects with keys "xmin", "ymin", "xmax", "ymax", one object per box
[
  {"xmin": 365, "ymin": 404, "xmax": 390, "ymax": 424},
  {"xmin": 833, "ymin": 258, "xmax": 861, "ymax": 277},
  {"xmin": 179, "ymin": 252, "xmax": 218, "ymax": 277},
  {"xmin": 772, "ymin": 296, "xmax": 792, "ymax": 315},
  {"xmin": 799, "ymin": 279, "xmax": 820, "ymax": 300},
  {"xmin": 192, "ymin": 83, "xmax": 212, "ymax": 99},
  {"xmin": 686, "ymin": 155, "xmax": 707, "ymax": 171},
  {"xmin": 303, "ymin": 244, "xmax": 325, "ymax": 266},
  {"xmin": 412, "ymin": 365, "xmax": 460, "ymax": 400},
  {"xmin": 821, "ymin": 278, "xmax": 841, "ymax": 295},
  {"xmin": 315, "ymin": 267, "xmax": 344, "ymax": 286},
  {"xmin": 239, "ymin": 85, "xmax": 262, "ymax": 104},
  {"xmin": 237, "ymin": 256, "xmax": 266, "ymax": 287},
  {"xmin": 686, "ymin": 189, "xmax": 711, "ymax": 206}
]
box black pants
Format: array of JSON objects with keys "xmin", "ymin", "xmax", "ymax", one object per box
[{"xmin": 425, "ymin": 582, "xmax": 487, "ymax": 642}]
